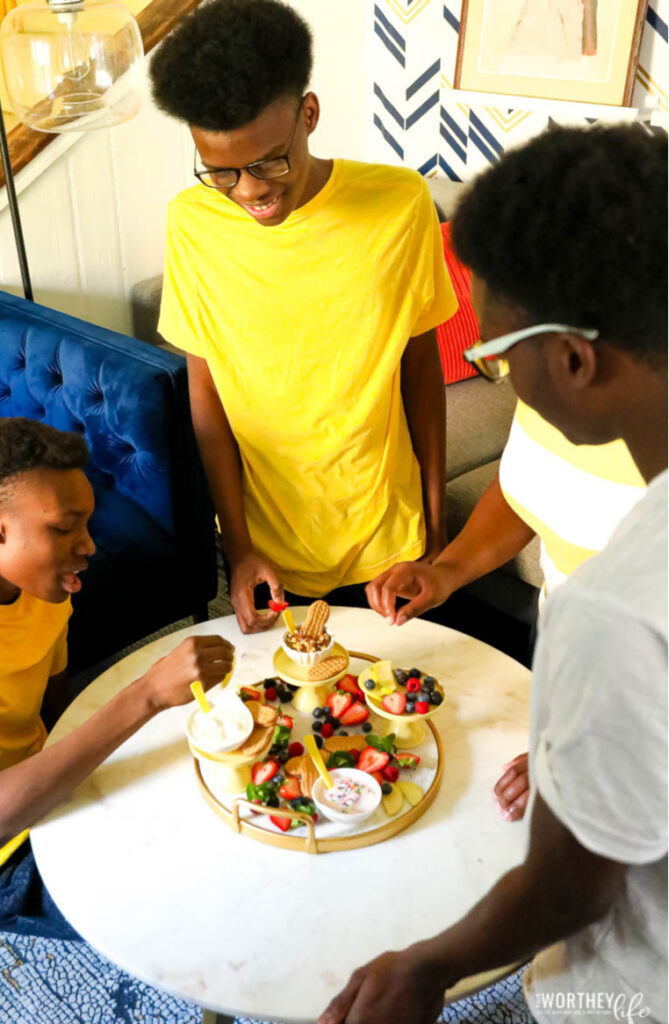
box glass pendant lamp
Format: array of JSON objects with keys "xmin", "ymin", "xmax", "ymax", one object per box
[{"xmin": 0, "ymin": 0, "xmax": 144, "ymax": 133}]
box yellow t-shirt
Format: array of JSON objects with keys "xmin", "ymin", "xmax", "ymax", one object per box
[
  {"xmin": 158, "ymin": 159, "xmax": 457, "ymax": 595},
  {"xmin": 0, "ymin": 591, "xmax": 71, "ymax": 866},
  {"xmin": 0, "ymin": 591, "xmax": 70, "ymax": 769},
  {"xmin": 500, "ymin": 400, "xmax": 646, "ymax": 594}
]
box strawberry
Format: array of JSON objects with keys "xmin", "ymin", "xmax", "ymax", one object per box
[
  {"xmin": 278, "ymin": 715, "xmax": 294, "ymax": 729},
  {"xmin": 350, "ymin": 748, "xmax": 360, "ymax": 763},
  {"xmin": 358, "ymin": 747, "xmax": 390, "ymax": 773},
  {"xmin": 326, "ymin": 692, "xmax": 352, "ymax": 719},
  {"xmin": 288, "ymin": 741, "xmax": 304, "ymax": 757},
  {"xmin": 339, "ymin": 702, "xmax": 370, "ymax": 726},
  {"xmin": 270, "ymin": 814, "xmax": 291, "ymax": 832},
  {"xmin": 279, "ymin": 778, "xmax": 301, "ymax": 800},
  {"xmin": 240, "ymin": 686, "xmax": 262, "ymax": 702},
  {"xmin": 321, "ymin": 722, "xmax": 334, "ymax": 739},
  {"xmin": 382, "ymin": 692, "xmax": 407, "ymax": 715},
  {"xmin": 268, "ymin": 599, "xmax": 289, "ymax": 612},
  {"xmin": 251, "ymin": 760, "xmax": 278, "ymax": 785},
  {"xmin": 337, "ymin": 675, "xmax": 365, "ymax": 701},
  {"xmin": 264, "ymin": 687, "xmax": 277, "ymax": 702},
  {"xmin": 395, "ymin": 752, "xmax": 421, "ymax": 769},
  {"xmin": 371, "ymin": 771, "xmax": 383, "ymax": 786},
  {"xmin": 382, "ymin": 764, "xmax": 399, "ymax": 783},
  {"xmin": 406, "ymin": 677, "xmax": 421, "ymax": 694},
  {"xmin": 415, "ymin": 701, "xmax": 430, "ymax": 715}
]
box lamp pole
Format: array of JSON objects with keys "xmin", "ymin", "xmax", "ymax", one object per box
[{"xmin": 0, "ymin": 103, "xmax": 33, "ymax": 301}]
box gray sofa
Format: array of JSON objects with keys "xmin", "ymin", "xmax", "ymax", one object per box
[{"xmin": 130, "ymin": 177, "xmax": 541, "ymax": 657}]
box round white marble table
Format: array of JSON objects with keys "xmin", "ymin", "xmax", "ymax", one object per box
[{"xmin": 31, "ymin": 608, "xmax": 531, "ymax": 1023}]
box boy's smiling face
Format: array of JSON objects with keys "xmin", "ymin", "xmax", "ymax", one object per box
[{"xmin": 0, "ymin": 467, "xmax": 96, "ymax": 605}]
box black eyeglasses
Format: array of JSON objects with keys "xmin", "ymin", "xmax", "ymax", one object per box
[{"xmin": 194, "ymin": 101, "xmax": 303, "ymax": 191}]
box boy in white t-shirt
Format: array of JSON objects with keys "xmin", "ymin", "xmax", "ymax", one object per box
[{"xmin": 319, "ymin": 125, "xmax": 667, "ymax": 1024}]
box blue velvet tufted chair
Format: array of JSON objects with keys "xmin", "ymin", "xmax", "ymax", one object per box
[{"xmin": 0, "ymin": 290, "xmax": 218, "ymax": 673}]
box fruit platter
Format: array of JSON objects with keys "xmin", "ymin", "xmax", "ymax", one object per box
[{"xmin": 193, "ymin": 651, "xmax": 444, "ymax": 854}]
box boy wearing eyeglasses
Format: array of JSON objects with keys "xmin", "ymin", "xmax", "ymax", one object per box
[
  {"xmin": 150, "ymin": 0, "xmax": 457, "ymax": 634},
  {"xmin": 320, "ymin": 125, "xmax": 666, "ymax": 1024}
]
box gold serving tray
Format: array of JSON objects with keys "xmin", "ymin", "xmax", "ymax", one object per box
[{"xmin": 193, "ymin": 651, "xmax": 444, "ymax": 854}]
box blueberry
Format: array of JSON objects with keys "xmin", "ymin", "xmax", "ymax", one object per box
[
  {"xmin": 394, "ymin": 669, "xmax": 408, "ymax": 684},
  {"xmin": 419, "ymin": 691, "xmax": 431, "ymax": 703},
  {"xmin": 287, "ymin": 684, "xmax": 299, "ymax": 692},
  {"xmin": 408, "ymin": 668, "xmax": 421, "ymax": 679},
  {"xmin": 328, "ymin": 717, "xmax": 340, "ymax": 729},
  {"xmin": 430, "ymin": 691, "xmax": 443, "ymax": 706},
  {"xmin": 405, "ymin": 701, "xmax": 415, "ymax": 715},
  {"xmin": 279, "ymin": 750, "xmax": 290, "ymax": 763},
  {"xmin": 314, "ymin": 734, "xmax": 324, "ymax": 748},
  {"xmin": 381, "ymin": 782, "xmax": 393, "ymax": 795},
  {"xmin": 313, "ymin": 707, "xmax": 324, "ymax": 718},
  {"xmin": 364, "ymin": 679, "xmax": 376, "ymax": 691},
  {"xmin": 423, "ymin": 676, "xmax": 436, "ymax": 689},
  {"xmin": 264, "ymin": 678, "xmax": 276, "ymax": 688},
  {"xmin": 267, "ymin": 796, "xmax": 279, "ymax": 808},
  {"xmin": 312, "ymin": 720, "xmax": 323, "ymax": 733},
  {"xmin": 362, "ymin": 722, "xmax": 372, "ymax": 733},
  {"xmin": 279, "ymin": 688, "xmax": 291, "ymax": 703}
]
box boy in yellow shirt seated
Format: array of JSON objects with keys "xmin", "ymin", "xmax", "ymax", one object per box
[{"xmin": 0, "ymin": 417, "xmax": 234, "ymax": 938}]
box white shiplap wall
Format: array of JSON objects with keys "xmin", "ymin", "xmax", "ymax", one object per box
[{"xmin": 0, "ymin": 0, "xmax": 370, "ymax": 333}]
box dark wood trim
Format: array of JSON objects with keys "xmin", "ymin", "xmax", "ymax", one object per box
[{"xmin": 0, "ymin": 0, "xmax": 203, "ymax": 189}]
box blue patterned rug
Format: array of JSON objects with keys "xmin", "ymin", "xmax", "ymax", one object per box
[
  {"xmin": 0, "ymin": 936, "xmax": 531, "ymax": 1024},
  {"xmin": 0, "ymin": 933, "xmax": 200, "ymax": 1024}
]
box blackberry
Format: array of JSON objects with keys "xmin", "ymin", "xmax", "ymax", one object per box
[{"xmin": 430, "ymin": 691, "xmax": 443, "ymax": 706}]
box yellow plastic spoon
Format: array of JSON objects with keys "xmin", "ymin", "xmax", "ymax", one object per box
[
  {"xmin": 190, "ymin": 680, "xmax": 212, "ymax": 714},
  {"xmin": 304, "ymin": 733, "xmax": 334, "ymax": 790},
  {"xmin": 282, "ymin": 608, "xmax": 296, "ymax": 634}
]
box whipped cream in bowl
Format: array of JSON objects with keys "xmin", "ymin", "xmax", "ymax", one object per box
[
  {"xmin": 185, "ymin": 693, "xmax": 253, "ymax": 756},
  {"xmin": 312, "ymin": 768, "xmax": 382, "ymax": 826}
]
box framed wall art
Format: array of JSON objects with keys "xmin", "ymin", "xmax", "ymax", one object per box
[{"xmin": 455, "ymin": 0, "xmax": 649, "ymax": 105}]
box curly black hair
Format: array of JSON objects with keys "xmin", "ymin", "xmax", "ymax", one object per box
[
  {"xmin": 451, "ymin": 124, "xmax": 668, "ymax": 363},
  {"xmin": 0, "ymin": 418, "xmax": 88, "ymax": 503},
  {"xmin": 150, "ymin": 0, "xmax": 313, "ymax": 131}
]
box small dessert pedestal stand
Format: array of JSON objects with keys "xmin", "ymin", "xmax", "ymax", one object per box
[
  {"xmin": 359, "ymin": 664, "xmax": 446, "ymax": 748},
  {"xmin": 187, "ymin": 724, "xmax": 273, "ymax": 795},
  {"xmin": 272, "ymin": 642, "xmax": 350, "ymax": 713}
]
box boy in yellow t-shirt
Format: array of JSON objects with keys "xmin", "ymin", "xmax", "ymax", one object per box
[
  {"xmin": 0, "ymin": 418, "xmax": 234, "ymax": 938},
  {"xmin": 150, "ymin": 0, "xmax": 457, "ymax": 635}
]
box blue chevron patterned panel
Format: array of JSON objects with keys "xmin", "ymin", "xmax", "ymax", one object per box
[{"xmin": 371, "ymin": 0, "xmax": 668, "ymax": 181}]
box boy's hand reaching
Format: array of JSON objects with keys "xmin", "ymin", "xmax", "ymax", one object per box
[
  {"xmin": 142, "ymin": 635, "xmax": 235, "ymax": 711},
  {"xmin": 365, "ymin": 561, "xmax": 458, "ymax": 625},
  {"xmin": 230, "ymin": 549, "xmax": 285, "ymax": 634}
]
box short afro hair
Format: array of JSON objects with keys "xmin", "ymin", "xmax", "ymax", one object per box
[
  {"xmin": 150, "ymin": 0, "xmax": 313, "ymax": 131},
  {"xmin": 451, "ymin": 124, "xmax": 668, "ymax": 364},
  {"xmin": 0, "ymin": 418, "xmax": 88, "ymax": 504}
]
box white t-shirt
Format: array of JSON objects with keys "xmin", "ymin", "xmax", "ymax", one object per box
[{"xmin": 524, "ymin": 470, "xmax": 668, "ymax": 1024}]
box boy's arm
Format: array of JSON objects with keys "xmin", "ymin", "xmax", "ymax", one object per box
[
  {"xmin": 186, "ymin": 354, "xmax": 284, "ymax": 634},
  {"xmin": 0, "ymin": 635, "xmax": 233, "ymax": 844},
  {"xmin": 319, "ymin": 793, "xmax": 627, "ymax": 1024},
  {"xmin": 401, "ymin": 329, "xmax": 447, "ymax": 560}
]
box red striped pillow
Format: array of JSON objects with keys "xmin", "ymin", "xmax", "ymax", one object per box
[{"xmin": 436, "ymin": 222, "xmax": 480, "ymax": 385}]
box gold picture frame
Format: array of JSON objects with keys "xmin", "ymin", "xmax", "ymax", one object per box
[{"xmin": 454, "ymin": 0, "xmax": 649, "ymax": 106}]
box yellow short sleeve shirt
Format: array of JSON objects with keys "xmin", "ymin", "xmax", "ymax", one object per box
[
  {"xmin": 0, "ymin": 592, "xmax": 71, "ymax": 771},
  {"xmin": 159, "ymin": 160, "xmax": 457, "ymax": 594}
]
